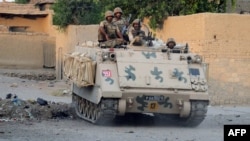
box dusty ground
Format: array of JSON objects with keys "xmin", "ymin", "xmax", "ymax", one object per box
[
  {"xmin": 0, "ymin": 69, "xmax": 71, "ymax": 103},
  {"xmin": 0, "ymin": 69, "xmax": 74, "ymax": 121},
  {"xmin": 0, "ymin": 106, "xmax": 249, "ymax": 141},
  {"xmin": 0, "ymin": 69, "xmax": 250, "ymax": 141}
]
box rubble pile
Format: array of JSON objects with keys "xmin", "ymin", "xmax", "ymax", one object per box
[
  {"xmin": 3, "ymin": 72, "xmax": 56, "ymax": 81},
  {"xmin": 0, "ymin": 96, "xmax": 76, "ymax": 122}
]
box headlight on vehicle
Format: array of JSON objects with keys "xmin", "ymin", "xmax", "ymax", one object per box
[
  {"xmin": 102, "ymin": 52, "xmax": 109, "ymax": 60},
  {"xmin": 180, "ymin": 55, "xmax": 186, "ymax": 61},
  {"xmin": 193, "ymin": 55, "xmax": 202, "ymax": 64}
]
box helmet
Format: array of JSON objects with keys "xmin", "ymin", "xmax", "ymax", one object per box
[
  {"xmin": 105, "ymin": 10, "xmax": 114, "ymax": 18},
  {"xmin": 166, "ymin": 38, "xmax": 176, "ymax": 48},
  {"xmin": 132, "ymin": 19, "xmax": 140, "ymax": 24},
  {"xmin": 132, "ymin": 19, "xmax": 142, "ymax": 27},
  {"xmin": 114, "ymin": 7, "xmax": 123, "ymax": 14}
]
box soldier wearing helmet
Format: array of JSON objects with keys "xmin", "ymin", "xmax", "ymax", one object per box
[
  {"xmin": 166, "ymin": 38, "xmax": 176, "ymax": 49},
  {"xmin": 98, "ymin": 10, "xmax": 124, "ymax": 47},
  {"xmin": 128, "ymin": 19, "xmax": 146, "ymax": 46},
  {"xmin": 112, "ymin": 7, "xmax": 129, "ymax": 42}
]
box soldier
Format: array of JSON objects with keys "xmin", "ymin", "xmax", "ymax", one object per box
[
  {"xmin": 112, "ymin": 7, "xmax": 129, "ymax": 42},
  {"xmin": 128, "ymin": 19, "xmax": 146, "ymax": 46},
  {"xmin": 98, "ymin": 10, "xmax": 124, "ymax": 47},
  {"xmin": 166, "ymin": 38, "xmax": 176, "ymax": 49}
]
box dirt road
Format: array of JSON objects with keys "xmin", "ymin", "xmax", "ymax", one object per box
[
  {"xmin": 0, "ymin": 106, "xmax": 250, "ymax": 141},
  {"xmin": 0, "ymin": 72, "xmax": 250, "ymax": 141}
]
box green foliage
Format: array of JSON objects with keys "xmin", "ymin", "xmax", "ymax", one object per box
[
  {"xmin": 99, "ymin": 0, "xmax": 231, "ymax": 30},
  {"xmin": 15, "ymin": 0, "xmax": 30, "ymax": 4},
  {"xmin": 52, "ymin": 0, "xmax": 102, "ymax": 30},
  {"xmin": 52, "ymin": 0, "xmax": 235, "ymax": 30}
]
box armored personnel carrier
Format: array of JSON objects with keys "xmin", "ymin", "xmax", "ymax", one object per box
[{"xmin": 64, "ymin": 37, "xmax": 209, "ymax": 126}]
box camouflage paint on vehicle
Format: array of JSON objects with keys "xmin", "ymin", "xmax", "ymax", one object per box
[{"xmin": 65, "ymin": 34, "xmax": 209, "ymax": 127}]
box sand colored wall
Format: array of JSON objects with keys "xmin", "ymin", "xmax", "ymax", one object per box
[
  {"xmin": 0, "ymin": 16, "xmax": 48, "ymax": 33},
  {"xmin": 0, "ymin": 32, "xmax": 51, "ymax": 68},
  {"xmin": 156, "ymin": 13, "xmax": 205, "ymax": 43},
  {"xmin": 202, "ymin": 13, "xmax": 250, "ymax": 80},
  {"xmin": 65, "ymin": 25, "xmax": 99, "ymax": 52},
  {"xmin": 202, "ymin": 14, "xmax": 250, "ymax": 105},
  {"xmin": 0, "ymin": 10, "xmax": 56, "ymax": 69}
]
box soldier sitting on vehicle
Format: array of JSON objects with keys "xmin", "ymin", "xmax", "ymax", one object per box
[
  {"xmin": 112, "ymin": 7, "xmax": 129, "ymax": 42},
  {"xmin": 166, "ymin": 38, "xmax": 189, "ymax": 53},
  {"xmin": 128, "ymin": 19, "xmax": 146, "ymax": 46},
  {"xmin": 98, "ymin": 10, "xmax": 124, "ymax": 48}
]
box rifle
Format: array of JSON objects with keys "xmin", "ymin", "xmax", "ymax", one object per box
[
  {"xmin": 145, "ymin": 31, "xmax": 155, "ymax": 47},
  {"xmin": 121, "ymin": 14, "xmax": 132, "ymax": 35}
]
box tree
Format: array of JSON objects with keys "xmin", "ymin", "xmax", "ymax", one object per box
[
  {"xmin": 52, "ymin": 0, "xmax": 236, "ymax": 30},
  {"xmin": 99, "ymin": 0, "xmax": 236, "ymax": 29},
  {"xmin": 52, "ymin": 0, "xmax": 102, "ymax": 30},
  {"xmin": 15, "ymin": 0, "xmax": 30, "ymax": 4}
]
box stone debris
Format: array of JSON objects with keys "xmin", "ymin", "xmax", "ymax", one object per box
[
  {"xmin": 0, "ymin": 97, "xmax": 75, "ymax": 122},
  {"xmin": 6, "ymin": 93, "xmax": 12, "ymax": 99},
  {"xmin": 48, "ymin": 81, "xmax": 55, "ymax": 87},
  {"xmin": 0, "ymin": 71, "xmax": 73, "ymax": 122},
  {"xmin": 3, "ymin": 72, "xmax": 56, "ymax": 81},
  {"xmin": 12, "ymin": 95, "xmax": 22, "ymax": 106},
  {"xmin": 10, "ymin": 83, "xmax": 18, "ymax": 87},
  {"xmin": 63, "ymin": 90, "xmax": 69, "ymax": 95},
  {"xmin": 37, "ymin": 98, "xmax": 48, "ymax": 106},
  {"xmin": 125, "ymin": 131, "xmax": 134, "ymax": 134}
]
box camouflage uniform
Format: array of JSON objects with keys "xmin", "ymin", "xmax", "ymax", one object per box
[
  {"xmin": 98, "ymin": 10, "xmax": 123, "ymax": 48},
  {"xmin": 128, "ymin": 19, "xmax": 146, "ymax": 46},
  {"xmin": 99, "ymin": 20, "xmax": 120, "ymax": 40},
  {"xmin": 113, "ymin": 17, "xmax": 127, "ymax": 34},
  {"xmin": 113, "ymin": 7, "xmax": 129, "ymax": 42}
]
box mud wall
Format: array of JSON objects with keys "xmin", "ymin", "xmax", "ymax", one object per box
[
  {"xmin": 203, "ymin": 14, "xmax": 250, "ymax": 105},
  {"xmin": 0, "ymin": 9, "xmax": 56, "ymax": 69},
  {"xmin": 0, "ymin": 32, "xmax": 55, "ymax": 68},
  {"xmin": 0, "ymin": 15, "xmax": 49, "ymax": 34},
  {"xmin": 0, "ymin": 2, "xmax": 53, "ymax": 34}
]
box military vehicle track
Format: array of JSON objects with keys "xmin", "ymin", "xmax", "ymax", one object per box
[
  {"xmin": 74, "ymin": 92, "xmax": 208, "ymax": 126},
  {"xmin": 155, "ymin": 101, "xmax": 208, "ymax": 127},
  {"xmin": 73, "ymin": 94, "xmax": 118, "ymax": 124},
  {"xmin": 174, "ymin": 101, "xmax": 208, "ymax": 127},
  {"xmin": 178, "ymin": 100, "xmax": 209, "ymax": 127}
]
